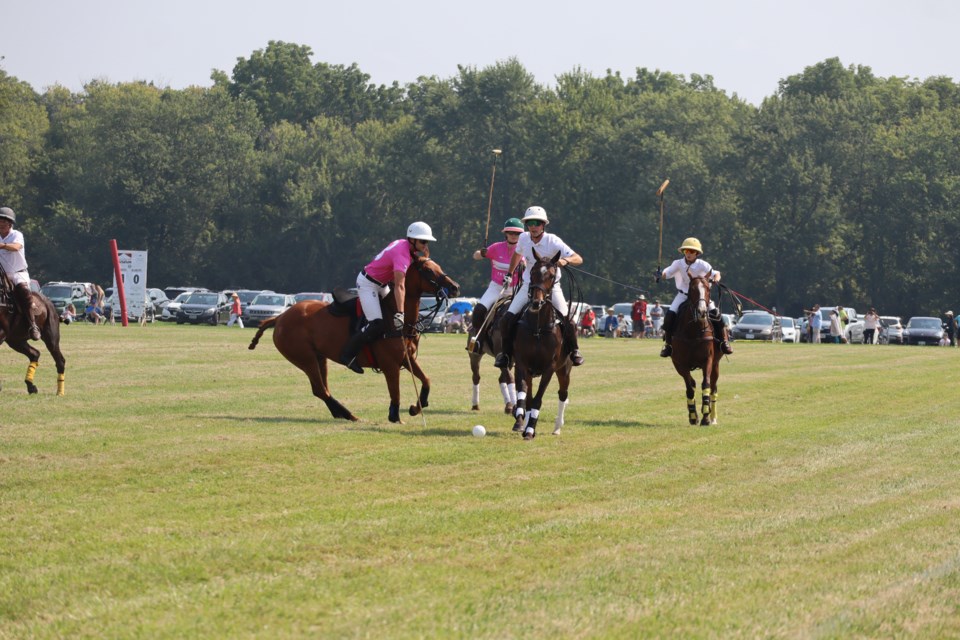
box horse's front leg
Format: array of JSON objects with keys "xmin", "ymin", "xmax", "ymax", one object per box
[
  {"xmin": 384, "ymin": 364, "xmax": 403, "ymax": 424},
  {"xmin": 9, "ymin": 340, "xmax": 42, "ymax": 395},
  {"xmin": 512, "ymin": 366, "xmax": 529, "ymax": 432},
  {"xmin": 700, "ymin": 368, "xmax": 712, "ymax": 426},
  {"xmin": 497, "ymin": 365, "xmax": 515, "ymax": 415},
  {"xmin": 684, "ymin": 374, "xmax": 698, "ymax": 425},
  {"xmin": 553, "ymin": 363, "xmax": 571, "ymax": 435},
  {"xmin": 524, "ymin": 371, "xmax": 554, "ymax": 441},
  {"xmin": 406, "ymin": 351, "xmax": 430, "ymax": 416},
  {"xmin": 470, "ymin": 351, "xmax": 482, "ymax": 411},
  {"xmin": 709, "ymin": 360, "xmax": 720, "ymax": 425}
]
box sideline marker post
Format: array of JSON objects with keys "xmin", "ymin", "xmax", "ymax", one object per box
[{"xmin": 109, "ymin": 239, "xmax": 129, "ymax": 327}]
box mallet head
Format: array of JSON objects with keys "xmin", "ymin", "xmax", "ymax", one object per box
[
  {"xmin": 656, "ymin": 179, "xmax": 670, "ymax": 197},
  {"xmin": 492, "ymin": 149, "xmax": 502, "ymax": 155}
]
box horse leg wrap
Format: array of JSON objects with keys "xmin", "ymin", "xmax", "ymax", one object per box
[
  {"xmin": 687, "ymin": 399, "xmax": 698, "ymax": 425},
  {"xmin": 499, "ymin": 382, "xmax": 509, "ymax": 404},
  {"xmin": 388, "ymin": 403, "xmax": 401, "ymax": 423},
  {"xmin": 554, "ymin": 399, "xmax": 567, "ymax": 435},
  {"xmin": 473, "ymin": 384, "xmax": 482, "ymax": 407},
  {"xmin": 701, "ymin": 392, "xmax": 711, "ymax": 417},
  {"xmin": 710, "ymin": 392, "xmax": 718, "ymax": 423},
  {"xmin": 26, "ymin": 361, "xmax": 39, "ymax": 383},
  {"xmin": 524, "ymin": 409, "xmax": 539, "ymax": 439},
  {"xmin": 508, "ymin": 383, "xmax": 517, "ymax": 405},
  {"xmin": 57, "ymin": 373, "xmax": 65, "ymax": 396}
]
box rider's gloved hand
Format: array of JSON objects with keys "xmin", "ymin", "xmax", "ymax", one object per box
[
  {"xmin": 654, "ymin": 268, "xmax": 662, "ymax": 283},
  {"xmin": 479, "ymin": 248, "xmax": 487, "ymax": 258},
  {"xmin": 392, "ymin": 312, "xmax": 404, "ymax": 331},
  {"xmin": 502, "ymin": 274, "xmax": 512, "ymax": 289}
]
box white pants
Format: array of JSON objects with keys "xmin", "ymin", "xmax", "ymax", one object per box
[
  {"xmin": 507, "ymin": 280, "xmax": 568, "ymax": 316},
  {"xmin": 669, "ymin": 292, "xmax": 717, "ymax": 313},
  {"xmin": 9, "ymin": 270, "xmax": 31, "ymax": 287},
  {"xmin": 228, "ymin": 313, "xmax": 244, "ymax": 328},
  {"xmin": 478, "ymin": 280, "xmax": 507, "ymax": 310},
  {"xmin": 356, "ymin": 272, "xmax": 390, "ymax": 321}
]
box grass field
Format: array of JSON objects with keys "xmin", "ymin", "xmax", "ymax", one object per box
[{"xmin": 2, "ymin": 324, "xmax": 960, "ymax": 638}]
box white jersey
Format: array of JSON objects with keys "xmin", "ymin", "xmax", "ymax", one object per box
[
  {"xmin": 0, "ymin": 228, "xmax": 29, "ymax": 274},
  {"xmin": 662, "ymin": 257, "xmax": 718, "ymax": 313},
  {"xmin": 514, "ymin": 232, "xmax": 576, "ymax": 284}
]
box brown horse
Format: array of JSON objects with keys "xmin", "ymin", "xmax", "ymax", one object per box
[
  {"xmin": 510, "ymin": 250, "xmax": 572, "ymax": 440},
  {"xmin": 248, "ymin": 255, "xmax": 460, "ymax": 423},
  {"xmin": 670, "ymin": 274, "xmax": 719, "ymax": 425},
  {"xmin": 0, "ymin": 270, "xmax": 66, "ymax": 396},
  {"xmin": 467, "ymin": 296, "xmax": 516, "ymax": 414}
]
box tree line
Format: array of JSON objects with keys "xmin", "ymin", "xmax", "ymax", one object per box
[{"xmin": 2, "ymin": 42, "xmax": 960, "ymax": 317}]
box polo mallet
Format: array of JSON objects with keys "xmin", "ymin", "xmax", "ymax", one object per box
[
  {"xmin": 402, "ymin": 339, "xmax": 428, "ymax": 428},
  {"xmin": 656, "ymin": 179, "xmax": 670, "ymax": 274},
  {"xmin": 483, "ymin": 149, "xmax": 503, "ymax": 247},
  {"xmin": 466, "ymin": 282, "xmax": 510, "ymax": 352}
]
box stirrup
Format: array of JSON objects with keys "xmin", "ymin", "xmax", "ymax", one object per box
[
  {"xmin": 660, "ymin": 343, "xmax": 672, "ymax": 357},
  {"xmin": 720, "ymin": 340, "xmax": 733, "ymax": 355},
  {"xmin": 570, "ymin": 349, "xmax": 584, "ymax": 366},
  {"xmin": 29, "ymin": 324, "xmax": 41, "ymax": 341},
  {"xmin": 343, "ymin": 357, "xmax": 364, "ymax": 374}
]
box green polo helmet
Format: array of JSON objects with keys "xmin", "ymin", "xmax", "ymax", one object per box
[{"xmin": 502, "ymin": 218, "xmax": 523, "ymax": 233}]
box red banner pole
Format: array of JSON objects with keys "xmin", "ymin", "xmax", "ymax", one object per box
[{"xmin": 110, "ymin": 239, "xmax": 129, "ymax": 327}]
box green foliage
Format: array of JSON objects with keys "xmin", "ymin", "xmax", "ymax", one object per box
[{"xmin": 1, "ymin": 51, "xmax": 960, "ymax": 316}]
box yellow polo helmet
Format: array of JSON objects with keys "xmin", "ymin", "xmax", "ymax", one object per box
[{"xmin": 678, "ymin": 237, "xmax": 703, "ymax": 254}]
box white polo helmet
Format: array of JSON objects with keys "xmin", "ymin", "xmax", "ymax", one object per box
[
  {"xmin": 522, "ymin": 206, "xmax": 549, "ymax": 224},
  {"xmin": 406, "ymin": 221, "xmax": 437, "ymax": 242}
]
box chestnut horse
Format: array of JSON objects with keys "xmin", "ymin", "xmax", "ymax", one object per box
[
  {"xmin": 467, "ymin": 296, "xmax": 516, "ymax": 414},
  {"xmin": 248, "ymin": 255, "xmax": 460, "ymax": 423},
  {"xmin": 510, "ymin": 250, "xmax": 572, "ymax": 440},
  {"xmin": 0, "ymin": 267, "xmax": 66, "ymax": 395},
  {"xmin": 670, "ymin": 274, "xmax": 719, "ymax": 425}
]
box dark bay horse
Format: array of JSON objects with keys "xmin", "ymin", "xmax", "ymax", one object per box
[
  {"xmin": 248, "ymin": 255, "xmax": 460, "ymax": 423},
  {"xmin": 0, "ymin": 270, "xmax": 66, "ymax": 395},
  {"xmin": 467, "ymin": 296, "xmax": 515, "ymax": 414},
  {"xmin": 511, "ymin": 250, "xmax": 572, "ymax": 440},
  {"xmin": 670, "ymin": 275, "xmax": 719, "ymax": 425}
]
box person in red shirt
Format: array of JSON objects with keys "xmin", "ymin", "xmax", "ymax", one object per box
[
  {"xmin": 579, "ymin": 306, "xmax": 596, "ymax": 337},
  {"xmin": 228, "ymin": 292, "xmax": 244, "ymax": 328},
  {"xmin": 631, "ymin": 295, "xmax": 647, "ymax": 339}
]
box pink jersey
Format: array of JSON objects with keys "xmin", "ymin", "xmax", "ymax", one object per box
[
  {"xmin": 364, "ymin": 239, "xmax": 414, "ymax": 284},
  {"xmin": 484, "ymin": 241, "xmax": 522, "ymax": 285}
]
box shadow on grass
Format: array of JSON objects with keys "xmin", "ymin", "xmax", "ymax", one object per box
[{"xmin": 584, "ymin": 418, "xmax": 665, "ymax": 429}]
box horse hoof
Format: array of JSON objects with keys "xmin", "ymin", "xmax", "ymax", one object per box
[
  {"xmin": 552, "ymin": 428, "xmax": 561, "ymax": 435},
  {"xmin": 700, "ymin": 416, "xmax": 711, "ymax": 426},
  {"xmin": 504, "ymin": 404, "xmax": 514, "ymax": 414},
  {"xmin": 523, "ymin": 428, "xmax": 536, "ymax": 440},
  {"xmin": 471, "ymin": 405, "xmax": 480, "ymax": 411},
  {"xmin": 26, "ymin": 383, "xmax": 38, "ymax": 395},
  {"xmin": 512, "ymin": 421, "xmax": 523, "ymax": 432},
  {"xmin": 688, "ymin": 417, "xmax": 698, "ymax": 426}
]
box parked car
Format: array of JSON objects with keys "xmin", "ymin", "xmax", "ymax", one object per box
[
  {"xmin": 778, "ymin": 316, "xmax": 798, "ymax": 343},
  {"xmin": 147, "ymin": 288, "xmax": 170, "ymax": 315},
  {"xmin": 731, "ymin": 311, "xmax": 781, "ymax": 341},
  {"xmin": 814, "ymin": 306, "xmax": 858, "ymax": 342},
  {"xmin": 243, "ymin": 293, "xmax": 296, "ymax": 327},
  {"xmin": 163, "ymin": 286, "xmax": 208, "ymax": 304},
  {"xmin": 419, "ymin": 296, "xmax": 451, "ymax": 333},
  {"xmin": 176, "ymin": 291, "xmax": 231, "ymax": 325},
  {"xmin": 879, "ymin": 316, "xmax": 903, "ymax": 344},
  {"xmin": 902, "ymin": 316, "xmax": 945, "ymax": 346},
  {"xmin": 41, "ymin": 282, "xmax": 92, "ymax": 315},
  {"xmin": 844, "ymin": 320, "xmax": 866, "ymax": 344},
  {"xmin": 161, "ymin": 292, "xmax": 191, "ymax": 321},
  {"xmin": 293, "ymin": 292, "xmax": 333, "ymax": 304}
]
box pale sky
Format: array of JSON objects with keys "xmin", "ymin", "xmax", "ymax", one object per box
[{"xmin": 3, "ymin": 0, "xmax": 959, "ymax": 106}]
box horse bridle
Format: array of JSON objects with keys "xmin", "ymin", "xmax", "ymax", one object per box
[{"xmin": 525, "ymin": 262, "xmax": 559, "ymax": 337}]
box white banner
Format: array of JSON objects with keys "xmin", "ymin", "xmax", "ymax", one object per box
[{"xmin": 112, "ymin": 250, "xmax": 148, "ymax": 320}]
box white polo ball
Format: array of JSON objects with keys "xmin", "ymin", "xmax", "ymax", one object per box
[{"xmin": 472, "ymin": 424, "xmax": 486, "ymax": 438}]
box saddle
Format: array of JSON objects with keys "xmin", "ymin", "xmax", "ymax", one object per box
[{"xmin": 327, "ymin": 286, "xmax": 398, "ymax": 340}]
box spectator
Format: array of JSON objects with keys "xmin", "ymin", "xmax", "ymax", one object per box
[
  {"xmin": 631, "ymin": 295, "xmax": 647, "ymax": 339},
  {"xmin": 85, "ymin": 288, "xmax": 105, "ymax": 324},
  {"xmin": 644, "ymin": 318, "xmax": 655, "ymax": 338},
  {"xmin": 61, "ymin": 302, "xmax": 76, "ymax": 325},
  {"xmin": 837, "ymin": 304, "xmax": 849, "ymax": 331},
  {"xmin": 945, "ymin": 311, "xmax": 957, "ymax": 347},
  {"xmin": 650, "ymin": 301, "xmax": 664, "ymax": 336},
  {"xmin": 828, "ymin": 309, "xmax": 843, "ymax": 344},
  {"xmin": 445, "ymin": 308, "xmax": 466, "ymax": 333},
  {"xmin": 227, "ymin": 292, "xmax": 244, "ymax": 328},
  {"xmin": 579, "ymin": 306, "xmax": 596, "ymax": 337},
  {"xmin": 862, "ymin": 307, "xmax": 880, "ymax": 345},
  {"xmin": 601, "ymin": 307, "xmax": 618, "ymax": 337},
  {"xmin": 808, "ymin": 305, "xmax": 822, "ymax": 343},
  {"xmin": 616, "ymin": 313, "xmax": 629, "ymax": 338}
]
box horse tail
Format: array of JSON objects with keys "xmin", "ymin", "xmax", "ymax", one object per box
[{"xmin": 248, "ymin": 316, "xmax": 279, "ymax": 350}]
